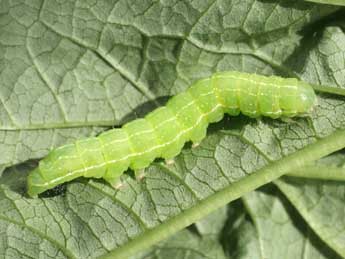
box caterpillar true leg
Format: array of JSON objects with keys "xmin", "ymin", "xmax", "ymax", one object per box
[
  {"xmin": 114, "ymin": 181, "xmax": 125, "ymax": 190},
  {"xmin": 135, "ymin": 169, "xmax": 146, "ymax": 180},
  {"xmin": 103, "ymin": 174, "xmax": 122, "ymax": 188},
  {"xmin": 192, "ymin": 142, "xmax": 200, "ymax": 148},
  {"xmin": 165, "ymin": 159, "xmax": 175, "ymax": 166}
]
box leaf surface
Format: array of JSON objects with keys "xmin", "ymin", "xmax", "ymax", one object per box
[{"xmin": 1, "ymin": 1, "xmax": 345, "ymax": 258}]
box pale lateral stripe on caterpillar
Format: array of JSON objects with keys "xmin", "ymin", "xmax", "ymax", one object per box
[
  {"xmin": 27, "ymin": 71, "xmax": 317, "ymax": 197},
  {"xmin": 43, "ymin": 90, "xmax": 216, "ymax": 168},
  {"xmin": 220, "ymin": 74, "xmax": 300, "ymax": 89},
  {"xmin": 31, "ymin": 104, "xmax": 223, "ymax": 187},
  {"xmin": 219, "ymin": 75, "xmax": 300, "ymax": 115}
]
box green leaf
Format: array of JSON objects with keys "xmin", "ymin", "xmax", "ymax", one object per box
[
  {"xmin": 241, "ymin": 186, "xmax": 343, "ymax": 259},
  {"xmin": 132, "ymin": 228, "xmax": 227, "ymax": 259},
  {"xmin": 286, "ymin": 153, "xmax": 345, "ymax": 181},
  {"xmin": 1, "ymin": 0, "xmax": 345, "ymax": 258},
  {"xmin": 276, "ymin": 176, "xmax": 345, "ymax": 257}
]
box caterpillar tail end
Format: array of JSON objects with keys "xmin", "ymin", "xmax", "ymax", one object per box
[{"xmin": 27, "ymin": 168, "xmax": 49, "ymax": 198}]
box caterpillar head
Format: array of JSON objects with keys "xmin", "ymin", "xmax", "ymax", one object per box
[
  {"xmin": 279, "ymin": 80, "xmax": 317, "ymax": 117},
  {"xmin": 297, "ymin": 82, "xmax": 318, "ymax": 114}
]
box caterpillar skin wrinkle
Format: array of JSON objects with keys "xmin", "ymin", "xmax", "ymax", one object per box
[{"xmin": 27, "ymin": 71, "xmax": 317, "ymax": 197}]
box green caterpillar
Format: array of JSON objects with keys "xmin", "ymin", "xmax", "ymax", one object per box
[{"xmin": 27, "ymin": 71, "xmax": 317, "ymax": 197}]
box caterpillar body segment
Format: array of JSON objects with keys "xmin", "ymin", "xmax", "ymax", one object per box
[{"xmin": 27, "ymin": 71, "xmax": 317, "ymax": 197}]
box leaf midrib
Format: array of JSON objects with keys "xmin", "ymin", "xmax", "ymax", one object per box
[{"xmin": 99, "ymin": 129, "xmax": 345, "ymax": 259}]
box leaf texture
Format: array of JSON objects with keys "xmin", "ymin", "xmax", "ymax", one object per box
[{"xmin": 1, "ymin": 1, "xmax": 345, "ymax": 258}]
